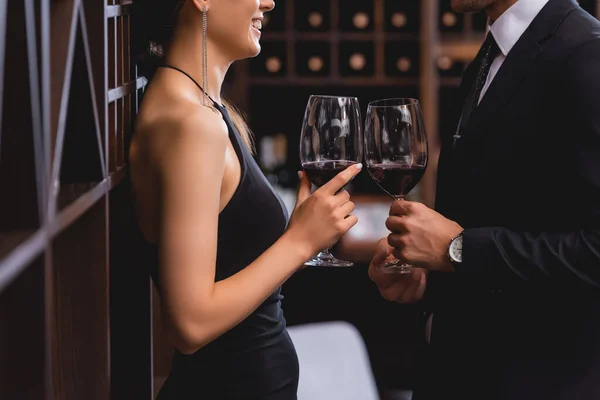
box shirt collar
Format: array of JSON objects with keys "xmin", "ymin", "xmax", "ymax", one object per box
[{"xmin": 487, "ymin": 0, "xmax": 550, "ymax": 56}]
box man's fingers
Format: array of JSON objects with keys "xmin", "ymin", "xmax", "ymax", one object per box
[
  {"xmin": 369, "ymin": 238, "xmax": 394, "ymax": 271},
  {"xmin": 386, "ymin": 215, "xmax": 408, "ymax": 233},
  {"xmin": 415, "ymin": 269, "xmax": 427, "ymax": 300},
  {"xmin": 390, "ymin": 198, "xmax": 415, "ymax": 216},
  {"xmin": 319, "ymin": 163, "xmax": 363, "ymax": 195},
  {"xmin": 399, "ymin": 269, "xmax": 424, "ymax": 303}
]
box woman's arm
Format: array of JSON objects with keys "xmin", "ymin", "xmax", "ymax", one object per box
[{"xmin": 149, "ymin": 107, "xmax": 359, "ymax": 354}]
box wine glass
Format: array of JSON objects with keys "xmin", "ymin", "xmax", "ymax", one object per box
[
  {"xmin": 300, "ymin": 95, "xmax": 363, "ymax": 267},
  {"xmin": 364, "ymin": 98, "xmax": 428, "ymax": 274}
]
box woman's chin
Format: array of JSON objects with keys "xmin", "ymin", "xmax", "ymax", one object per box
[{"xmin": 246, "ymin": 43, "xmax": 261, "ymax": 58}]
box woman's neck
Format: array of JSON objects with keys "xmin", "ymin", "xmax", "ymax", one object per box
[{"xmin": 165, "ymin": 23, "xmax": 231, "ymax": 105}]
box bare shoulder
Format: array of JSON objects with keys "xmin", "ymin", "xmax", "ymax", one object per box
[{"xmin": 138, "ymin": 102, "xmax": 229, "ymax": 170}]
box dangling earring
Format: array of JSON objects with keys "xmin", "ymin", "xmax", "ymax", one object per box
[{"xmin": 201, "ymin": 5, "xmax": 210, "ymax": 108}]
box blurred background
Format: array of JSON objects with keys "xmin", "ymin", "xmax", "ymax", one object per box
[{"xmin": 1, "ymin": 1, "xmax": 598, "ymax": 399}]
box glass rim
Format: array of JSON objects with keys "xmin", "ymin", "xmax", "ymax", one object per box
[
  {"xmin": 309, "ymin": 94, "xmax": 359, "ymax": 101},
  {"xmin": 367, "ymin": 97, "xmax": 420, "ymax": 108}
]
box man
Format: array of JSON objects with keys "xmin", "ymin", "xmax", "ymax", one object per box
[{"xmin": 368, "ymin": 0, "xmax": 600, "ymax": 399}]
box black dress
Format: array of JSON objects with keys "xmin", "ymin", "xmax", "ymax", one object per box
[{"xmin": 147, "ymin": 65, "xmax": 299, "ymax": 399}]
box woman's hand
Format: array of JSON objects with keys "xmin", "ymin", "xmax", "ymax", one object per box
[{"xmin": 285, "ymin": 163, "xmax": 363, "ymax": 258}]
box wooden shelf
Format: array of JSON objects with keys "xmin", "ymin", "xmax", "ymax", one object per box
[
  {"xmin": 439, "ymin": 76, "xmax": 462, "ymax": 87},
  {"xmin": 0, "ymin": 230, "xmax": 46, "ymax": 293},
  {"xmin": 262, "ymin": 31, "xmax": 419, "ymax": 42},
  {"xmin": 249, "ymin": 76, "xmax": 420, "ymax": 86},
  {"xmin": 440, "ymin": 33, "xmax": 485, "ymax": 62},
  {"xmin": 53, "ymin": 181, "xmax": 107, "ymax": 236}
]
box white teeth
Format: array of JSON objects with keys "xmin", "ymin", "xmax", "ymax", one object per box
[{"xmin": 252, "ymin": 20, "xmax": 262, "ymax": 30}]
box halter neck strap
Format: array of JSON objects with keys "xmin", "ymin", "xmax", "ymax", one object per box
[{"xmin": 157, "ymin": 64, "xmax": 223, "ymax": 109}]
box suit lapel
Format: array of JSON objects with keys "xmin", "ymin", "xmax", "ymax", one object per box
[
  {"xmin": 464, "ymin": 31, "xmax": 542, "ymax": 140},
  {"xmin": 460, "ymin": 0, "xmax": 578, "ymax": 147}
]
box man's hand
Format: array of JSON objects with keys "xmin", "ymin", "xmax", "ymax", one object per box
[
  {"xmin": 386, "ymin": 199, "xmax": 463, "ymax": 272},
  {"xmin": 368, "ymin": 238, "xmax": 427, "ymax": 304}
]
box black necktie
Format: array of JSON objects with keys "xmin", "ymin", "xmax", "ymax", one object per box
[{"xmin": 453, "ymin": 33, "xmax": 501, "ymax": 147}]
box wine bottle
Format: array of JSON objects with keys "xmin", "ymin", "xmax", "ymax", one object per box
[
  {"xmin": 439, "ymin": 0, "xmax": 464, "ymax": 32},
  {"xmin": 249, "ymin": 41, "xmax": 286, "ymax": 77},
  {"xmin": 339, "ymin": 41, "xmax": 375, "ymax": 77},
  {"xmin": 296, "ymin": 41, "xmax": 330, "ymax": 77},
  {"xmin": 339, "ymin": 0, "xmax": 374, "ymax": 32},
  {"xmin": 437, "ymin": 55, "xmax": 465, "ymax": 77},
  {"xmin": 385, "ymin": 41, "xmax": 420, "ymax": 77},
  {"xmin": 384, "ymin": 0, "xmax": 419, "ymax": 33},
  {"xmin": 295, "ymin": 0, "xmax": 331, "ymax": 32}
]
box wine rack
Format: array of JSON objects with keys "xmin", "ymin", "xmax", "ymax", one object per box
[
  {"xmin": 0, "ymin": 0, "xmax": 152, "ymax": 398},
  {"xmin": 2, "ymin": 1, "xmax": 598, "ymax": 399}
]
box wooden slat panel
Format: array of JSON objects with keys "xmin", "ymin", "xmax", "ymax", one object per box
[
  {"xmin": 106, "ymin": 1, "xmax": 132, "ymax": 18},
  {"xmin": 77, "ymin": 8, "xmax": 106, "ymax": 175},
  {"xmin": 1, "ymin": 0, "xmax": 40, "ymax": 234},
  {"xmin": 0, "ymin": 257, "xmax": 46, "ymax": 399},
  {"xmin": 51, "ymin": 199, "xmax": 109, "ymax": 400},
  {"xmin": 50, "ymin": 0, "xmax": 78, "ymax": 158},
  {"xmin": 116, "ymin": 97, "xmax": 123, "ymax": 167},
  {"xmin": 53, "ymin": 181, "xmax": 107, "ymax": 228},
  {"xmin": 25, "ymin": 0, "xmax": 47, "ymax": 222},
  {"xmin": 0, "ymin": 230, "xmax": 46, "ymax": 293},
  {"xmin": 108, "ymin": 99, "xmax": 117, "ymax": 172},
  {"xmin": 50, "ymin": 24, "xmax": 105, "ymax": 216},
  {"xmin": 117, "ymin": 16, "xmax": 124, "ymax": 87},
  {"xmin": 0, "ymin": 0, "xmax": 7, "ymax": 151},
  {"xmin": 108, "ymin": 15, "xmax": 116, "ymax": 89},
  {"xmin": 40, "ymin": 0, "xmax": 52, "ymax": 199},
  {"xmin": 107, "ymin": 76, "xmax": 146, "ymax": 102},
  {"xmin": 109, "ymin": 179, "xmax": 153, "ymax": 400},
  {"xmin": 81, "ymin": 0, "xmax": 108, "ymax": 164}
]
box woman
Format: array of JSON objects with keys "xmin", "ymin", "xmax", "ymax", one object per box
[{"xmin": 129, "ymin": 0, "xmax": 361, "ymax": 398}]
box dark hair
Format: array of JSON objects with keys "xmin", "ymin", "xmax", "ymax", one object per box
[{"xmin": 132, "ymin": 0, "xmax": 254, "ymax": 151}]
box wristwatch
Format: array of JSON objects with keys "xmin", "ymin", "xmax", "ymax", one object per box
[{"xmin": 448, "ymin": 231, "xmax": 463, "ymax": 265}]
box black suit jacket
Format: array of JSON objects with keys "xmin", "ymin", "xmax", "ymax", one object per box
[{"xmin": 416, "ymin": 0, "xmax": 600, "ymax": 399}]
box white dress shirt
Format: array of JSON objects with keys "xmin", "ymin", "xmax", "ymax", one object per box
[
  {"xmin": 426, "ymin": 0, "xmax": 551, "ymax": 344},
  {"xmin": 478, "ymin": 0, "xmax": 550, "ymax": 103}
]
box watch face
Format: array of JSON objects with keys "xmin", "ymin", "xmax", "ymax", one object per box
[{"xmin": 450, "ymin": 236, "xmax": 463, "ymax": 263}]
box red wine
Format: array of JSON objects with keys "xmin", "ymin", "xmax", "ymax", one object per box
[
  {"xmin": 368, "ymin": 163, "xmax": 425, "ymax": 197},
  {"xmin": 302, "ymin": 160, "xmax": 358, "ymax": 188}
]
